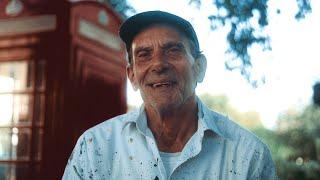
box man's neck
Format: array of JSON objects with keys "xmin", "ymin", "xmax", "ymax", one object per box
[{"xmin": 145, "ymin": 96, "xmax": 198, "ymax": 153}]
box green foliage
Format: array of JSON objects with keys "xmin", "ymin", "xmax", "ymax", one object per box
[
  {"xmin": 295, "ymin": 0, "xmax": 312, "ymax": 19},
  {"xmin": 313, "ymin": 82, "xmax": 320, "ymax": 106},
  {"xmin": 100, "ymin": 0, "xmax": 135, "ymax": 18},
  {"xmin": 189, "ymin": 0, "xmax": 312, "ymax": 87},
  {"xmin": 210, "ymin": 0, "xmax": 269, "ymax": 88},
  {"xmin": 254, "ymin": 105, "xmax": 320, "ymax": 179},
  {"xmin": 275, "ymin": 159, "xmax": 320, "ymax": 180}
]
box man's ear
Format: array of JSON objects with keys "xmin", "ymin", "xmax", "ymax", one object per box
[
  {"xmin": 193, "ymin": 54, "xmax": 207, "ymax": 83},
  {"xmin": 126, "ymin": 65, "xmax": 138, "ymax": 91}
]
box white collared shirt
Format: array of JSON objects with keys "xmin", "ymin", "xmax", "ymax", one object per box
[{"xmin": 63, "ymin": 98, "xmax": 277, "ymax": 180}]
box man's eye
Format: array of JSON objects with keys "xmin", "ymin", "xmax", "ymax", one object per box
[
  {"xmin": 137, "ymin": 51, "xmax": 150, "ymax": 58},
  {"xmin": 167, "ymin": 46, "xmax": 182, "ymax": 54},
  {"xmin": 170, "ymin": 47, "xmax": 180, "ymax": 51}
]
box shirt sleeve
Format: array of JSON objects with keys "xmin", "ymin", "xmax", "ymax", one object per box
[
  {"xmin": 62, "ymin": 135, "xmax": 90, "ymax": 180},
  {"xmin": 249, "ymin": 145, "xmax": 278, "ymax": 180}
]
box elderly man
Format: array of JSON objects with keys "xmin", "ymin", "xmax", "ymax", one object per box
[{"xmin": 63, "ymin": 11, "xmax": 277, "ymax": 180}]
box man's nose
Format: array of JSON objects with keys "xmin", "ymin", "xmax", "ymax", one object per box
[{"xmin": 151, "ymin": 52, "xmax": 170, "ymax": 74}]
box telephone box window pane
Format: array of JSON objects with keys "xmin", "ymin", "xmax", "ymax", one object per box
[
  {"xmin": 12, "ymin": 95, "xmax": 32, "ymax": 126},
  {"xmin": 0, "ymin": 94, "xmax": 13, "ymax": 126},
  {"xmin": 0, "ymin": 95, "xmax": 32, "ymax": 126},
  {"xmin": 0, "ymin": 163, "xmax": 30, "ymax": 180},
  {"xmin": 0, "ymin": 128, "xmax": 31, "ymax": 161},
  {"xmin": 34, "ymin": 94, "xmax": 44, "ymax": 126},
  {"xmin": 0, "ymin": 61, "xmax": 33, "ymax": 93}
]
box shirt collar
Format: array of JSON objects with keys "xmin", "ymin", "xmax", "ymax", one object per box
[
  {"xmin": 196, "ymin": 97, "xmax": 225, "ymax": 138},
  {"xmin": 136, "ymin": 105, "xmax": 153, "ymax": 137}
]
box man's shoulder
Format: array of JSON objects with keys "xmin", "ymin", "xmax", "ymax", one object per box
[
  {"xmin": 82, "ymin": 109, "xmax": 139, "ymax": 138},
  {"xmin": 204, "ymin": 107, "xmax": 267, "ymax": 149},
  {"xmin": 204, "ymin": 107, "xmax": 277, "ymax": 178}
]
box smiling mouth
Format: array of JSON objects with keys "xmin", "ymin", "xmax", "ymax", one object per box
[{"xmin": 148, "ymin": 81, "xmax": 176, "ymax": 88}]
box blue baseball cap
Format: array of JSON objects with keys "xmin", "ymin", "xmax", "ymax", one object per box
[{"xmin": 119, "ymin": 11, "xmax": 199, "ymax": 53}]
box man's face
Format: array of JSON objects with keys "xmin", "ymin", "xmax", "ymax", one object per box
[{"xmin": 127, "ymin": 25, "xmax": 199, "ymax": 112}]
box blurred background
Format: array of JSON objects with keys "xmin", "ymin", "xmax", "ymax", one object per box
[{"xmin": 0, "ymin": 0, "xmax": 319, "ymax": 179}]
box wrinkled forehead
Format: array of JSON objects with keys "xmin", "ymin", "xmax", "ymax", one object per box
[{"xmin": 131, "ymin": 24, "xmax": 189, "ymax": 50}]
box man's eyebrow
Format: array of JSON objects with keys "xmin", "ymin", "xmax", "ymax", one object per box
[{"xmin": 161, "ymin": 41, "xmax": 185, "ymax": 50}]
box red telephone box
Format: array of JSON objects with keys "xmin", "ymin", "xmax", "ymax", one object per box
[{"xmin": 0, "ymin": 1, "xmax": 127, "ymax": 179}]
